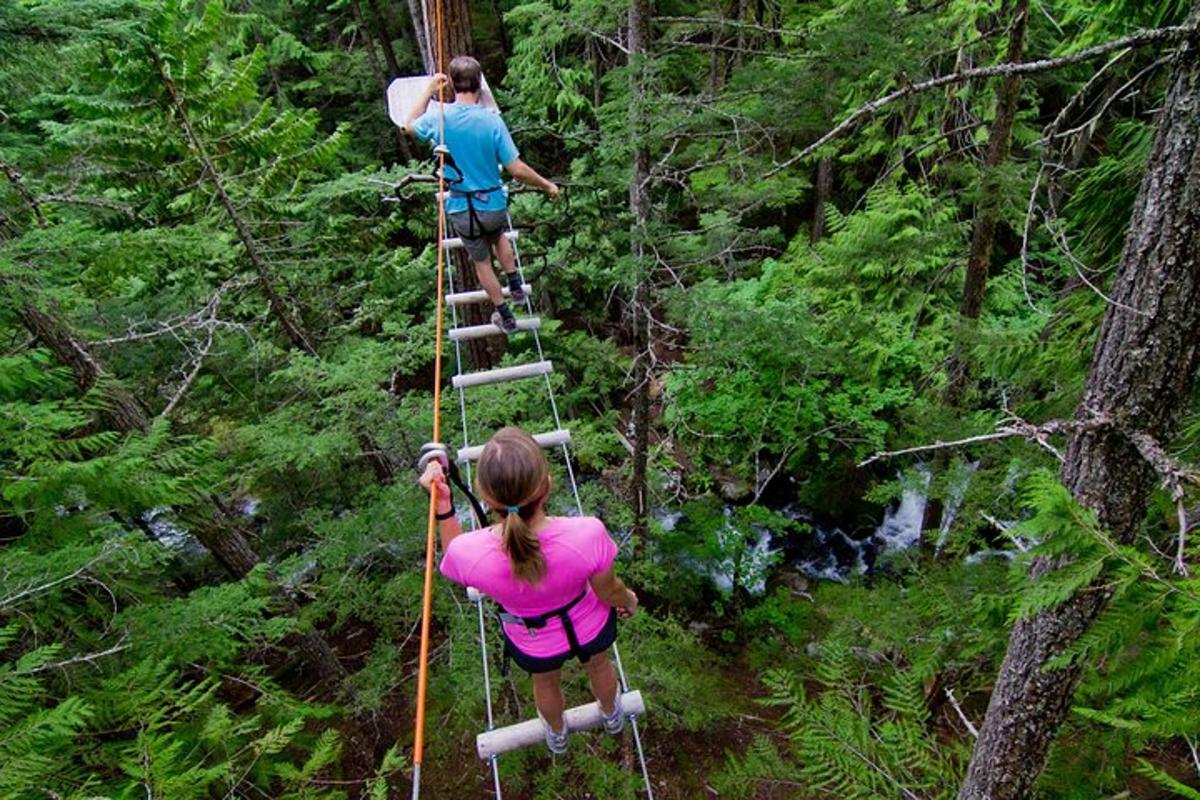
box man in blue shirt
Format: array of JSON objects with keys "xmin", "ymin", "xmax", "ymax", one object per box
[{"xmin": 404, "ymin": 57, "xmax": 559, "ymax": 334}]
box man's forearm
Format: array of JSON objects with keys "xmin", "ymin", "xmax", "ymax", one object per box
[
  {"xmin": 404, "ymin": 90, "xmax": 434, "ymax": 130},
  {"xmin": 508, "ymin": 161, "xmax": 554, "ymax": 193}
]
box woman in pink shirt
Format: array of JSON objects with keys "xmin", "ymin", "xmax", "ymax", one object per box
[{"xmin": 419, "ymin": 427, "xmax": 640, "ymax": 754}]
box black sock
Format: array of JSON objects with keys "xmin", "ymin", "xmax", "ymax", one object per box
[
  {"xmin": 494, "ymin": 302, "xmax": 514, "ymax": 320},
  {"xmin": 506, "ymin": 272, "xmax": 523, "ymax": 292}
]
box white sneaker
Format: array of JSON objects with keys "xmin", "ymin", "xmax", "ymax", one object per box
[
  {"xmin": 600, "ymin": 693, "xmax": 625, "ymax": 734},
  {"xmin": 538, "ymin": 711, "xmax": 569, "ymax": 754}
]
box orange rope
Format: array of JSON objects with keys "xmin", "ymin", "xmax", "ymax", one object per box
[{"xmin": 412, "ymin": 0, "xmax": 448, "ymax": 787}]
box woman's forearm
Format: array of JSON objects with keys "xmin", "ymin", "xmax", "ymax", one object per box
[
  {"xmin": 435, "ymin": 495, "xmax": 462, "ymax": 550},
  {"xmin": 602, "ymin": 576, "xmax": 632, "ymax": 607}
]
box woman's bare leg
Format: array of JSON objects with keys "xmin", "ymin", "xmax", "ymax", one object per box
[
  {"xmin": 582, "ymin": 650, "xmax": 619, "ymax": 714},
  {"xmin": 531, "ymin": 669, "xmax": 566, "ymax": 732}
]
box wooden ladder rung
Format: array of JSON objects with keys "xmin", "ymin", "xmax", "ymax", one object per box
[
  {"xmin": 446, "ymin": 284, "xmax": 532, "ymax": 307},
  {"xmin": 449, "ymin": 317, "xmax": 541, "ymax": 342},
  {"xmin": 457, "ymin": 428, "xmax": 571, "ymax": 462},
  {"xmin": 452, "ymin": 360, "xmax": 553, "ymax": 389},
  {"xmin": 476, "ymin": 691, "xmax": 646, "ymax": 759}
]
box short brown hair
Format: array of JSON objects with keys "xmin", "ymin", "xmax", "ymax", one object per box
[{"xmin": 449, "ymin": 55, "xmax": 482, "ymax": 94}]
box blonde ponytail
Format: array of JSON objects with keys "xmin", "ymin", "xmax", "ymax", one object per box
[{"xmin": 477, "ymin": 427, "xmax": 551, "ymax": 584}]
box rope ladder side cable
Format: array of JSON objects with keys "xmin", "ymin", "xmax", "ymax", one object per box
[{"xmin": 506, "ymin": 213, "xmax": 654, "ymax": 800}]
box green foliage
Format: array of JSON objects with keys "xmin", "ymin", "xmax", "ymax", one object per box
[{"xmin": 4, "ymin": 0, "xmax": 1198, "ymax": 795}]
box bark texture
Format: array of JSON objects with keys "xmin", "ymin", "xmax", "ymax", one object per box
[
  {"xmin": 412, "ymin": 0, "xmax": 504, "ymax": 368},
  {"xmin": 810, "ymin": 155, "xmax": 833, "ymax": 242},
  {"xmin": 946, "ymin": 0, "xmax": 1029, "ymax": 400},
  {"xmin": 628, "ymin": 0, "xmax": 653, "ymax": 544},
  {"xmin": 14, "ymin": 301, "xmax": 150, "ymax": 434},
  {"xmin": 160, "ymin": 71, "xmax": 317, "ymax": 356},
  {"xmin": 959, "ymin": 14, "xmax": 1200, "ymax": 799}
]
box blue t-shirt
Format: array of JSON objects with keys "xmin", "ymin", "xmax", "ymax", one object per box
[{"xmin": 413, "ymin": 102, "xmax": 518, "ymax": 214}]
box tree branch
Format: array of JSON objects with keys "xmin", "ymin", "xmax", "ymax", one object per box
[
  {"xmin": 857, "ymin": 415, "xmax": 1111, "ymax": 468},
  {"xmin": 1, "ymin": 160, "xmax": 48, "ymax": 228},
  {"xmin": 765, "ymin": 23, "xmax": 1195, "ymax": 177}
]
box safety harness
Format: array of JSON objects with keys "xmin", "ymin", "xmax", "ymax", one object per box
[{"xmin": 432, "ymin": 144, "xmax": 506, "ymax": 241}]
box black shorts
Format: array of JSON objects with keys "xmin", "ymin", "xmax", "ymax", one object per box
[
  {"xmin": 503, "ymin": 608, "xmax": 618, "ymax": 674},
  {"xmin": 447, "ymin": 209, "xmax": 511, "ymax": 262}
]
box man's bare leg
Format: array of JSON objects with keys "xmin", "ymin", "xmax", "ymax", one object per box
[
  {"xmin": 494, "ymin": 232, "xmax": 518, "ymax": 277},
  {"xmin": 473, "ymin": 255, "xmax": 505, "ymax": 307}
]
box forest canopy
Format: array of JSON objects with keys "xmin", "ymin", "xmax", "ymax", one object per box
[{"xmin": 2, "ymin": 0, "xmax": 1199, "ymax": 798}]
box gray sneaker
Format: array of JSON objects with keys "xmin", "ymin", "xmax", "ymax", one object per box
[
  {"xmin": 600, "ymin": 693, "xmax": 625, "ymax": 735},
  {"xmin": 490, "ymin": 308, "xmax": 518, "ymax": 335},
  {"xmin": 538, "ymin": 711, "xmax": 569, "ymax": 754}
]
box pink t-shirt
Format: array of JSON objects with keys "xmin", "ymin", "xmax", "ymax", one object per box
[{"xmin": 439, "ymin": 516, "xmax": 618, "ymax": 658}]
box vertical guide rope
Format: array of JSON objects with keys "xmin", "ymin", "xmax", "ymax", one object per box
[{"xmin": 411, "ymin": 2, "xmax": 449, "ymax": 796}]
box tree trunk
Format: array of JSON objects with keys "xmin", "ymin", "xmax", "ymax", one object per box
[
  {"xmin": 365, "ymin": 0, "xmax": 404, "ymax": 78},
  {"xmin": 410, "ymin": 0, "xmax": 504, "ymax": 369},
  {"xmin": 159, "ymin": 69, "xmax": 317, "ymax": 356},
  {"xmin": 628, "ymin": 0, "xmax": 653, "ymax": 545},
  {"xmin": 352, "ymin": 0, "xmax": 413, "ymax": 163},
  {"xmin": 959, "ymin": 14, "xmax": 1200, "ymax": 798},
  {"xmin": 810, "ymin": 155, "xmax": 833, "ymax": 242},
  {"xmin": 406, "ymin": 0, "xmax": 434, "ymax": 72},
  {"xmin": 15, "ymin": 299, "xmax": 150, "ymax": 433},
  {"xmin": 421, "ymin": 0, "xmax": 472, "ymax": 71},
  {"xmin": 455, "ymin": 252, "xmax": 505, "ymax": 369},
  {"xmin": 1, "ymin": 160, "xmax": 48, "ymax": 228},
  {"xmin": 2, "ymin": 163, "xmax": 348, "ymax": 695},
  {"xmin": 945, "ymin": 0, "xmax": 1030, "ymax": 402}
]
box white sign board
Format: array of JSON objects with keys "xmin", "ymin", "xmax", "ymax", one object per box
[{"xmin": 386, "ymin": 74, "xmax": 501, "ymax": 128}]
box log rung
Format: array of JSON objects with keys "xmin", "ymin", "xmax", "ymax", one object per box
[
  {"xmin": 445, "ymin": 284, "xmax": 532, "ymax": 307},
  {"xmin": 457, "ymin": 429, "xmax": 571, "ymax": 463},
  {"xmin": 452, "ymin": 360, "xmax": 553, "ymax": 389},
  {"xmin": 476, "ymin": 690, "xmax": 646, "ymax": 759},
  {"xmin": 449, "ymin": 317, "xmax": 541, "ymax": 342}
]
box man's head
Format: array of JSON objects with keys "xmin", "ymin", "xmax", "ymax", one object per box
[{"xmin": 449, "ymin": 56, "xmax": 482, "ymax": 95}]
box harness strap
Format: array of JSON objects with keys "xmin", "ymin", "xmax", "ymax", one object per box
[
  {"xmin": 443, "ymin": 458, "xmax": 489, "ymax": 530},
  {"xmin": 433, "ymin": 144, "xmax": 506, "ymax": 240},
  {"xmin": 451, "ymin": 185, "xmax": 504, "ymax": 240},
  {"xmin": 498, "ymin": 590, "xmax": 589, "ymax": 660}
]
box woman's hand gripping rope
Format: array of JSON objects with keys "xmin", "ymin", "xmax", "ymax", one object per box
[{"xmin": 419, "ymin": 461, "xmax": 454, "ymax": 517}]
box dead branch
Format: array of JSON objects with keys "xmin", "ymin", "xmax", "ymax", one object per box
[
  {"xmin": 159, "ymin": 322, "xmax": 216, "ymax": 418},
  {"xmin": 1124, "ymin": 429, "xmax": 1200, "ymax": 576},
  {"xmin": 945, "ymin": 687, "xmax": 979, "ymax": 738},
  {"xmin": 1, "ymin": 160, "xmax": 48, "ymax": 228},
  {"xmin": 765, "ymin": 22, "xmax": 1195, "ymax": 177},
  {"xmin": 28, "ymin": 638, "xmax": 130, "ymax": 674},
  {"xmin": 653, "ymin": 16, "xmax": 808, "ymax": 38},
  {"xmin": 857, "ymin": 415, "xmax": 1111, "ymax": 468}
]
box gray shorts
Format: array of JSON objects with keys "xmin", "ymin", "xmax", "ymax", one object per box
[{"xmin": 448, "ymin": 209, "xmax": 511, "ymax": 262}]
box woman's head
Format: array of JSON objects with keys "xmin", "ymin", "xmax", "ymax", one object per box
[{"xmin": 477, "ymin": 427, "xmax": 551, "ymax": 583}]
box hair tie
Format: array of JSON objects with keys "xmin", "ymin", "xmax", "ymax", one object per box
[{"xmin": 506, "ymin": 504, "xmax": 520, "ymax": 514}]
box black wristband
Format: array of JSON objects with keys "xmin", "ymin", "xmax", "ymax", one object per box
[{"xmin": 435, "ymin": 506, "xmax": 457, "ymax": 521}]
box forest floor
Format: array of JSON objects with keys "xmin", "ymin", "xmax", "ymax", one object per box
[{"xmin": 405, "ymin": 648, "xmax": 788, "ymax": 799}]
